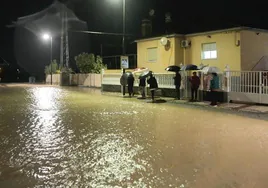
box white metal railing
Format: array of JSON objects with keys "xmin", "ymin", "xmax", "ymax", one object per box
[
  {"xmin": 101, "ymin": 70, "xmax": 268, "ymax": 104},
  {"xmin": 228, "ymin": 71, "xmax": 268, "ymax": 94},
  {"xmin": 102, "ymin": 73, "xmax": 121, "ymax": 86},
  {"xmin": 154, "ymin": 73, "xmax": 175, "ymax": 89},
  {"xmin": 101, "ymin": 71, "xmax": 225, "ymax": 91}
]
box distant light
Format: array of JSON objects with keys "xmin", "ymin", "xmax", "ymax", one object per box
[{"xmin": 42, "ymin": 33, "xmax": 51, "ymax": 40}]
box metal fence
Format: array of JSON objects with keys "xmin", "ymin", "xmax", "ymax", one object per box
[
  {"xmin": 228, "ymin": 71, "xmax": 268, "ymax": 104},
  {"xmin": 102, "ymin": 71, "xmax": 226, "ymax": 99}
]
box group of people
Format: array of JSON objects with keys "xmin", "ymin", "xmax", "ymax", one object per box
[
  {"xmin": 126, "ymin": 71, "xmax": 220, "ymax": 106},
  {"xmin": 173, "ymin": 71, "xmax": 200, "ymax": 101},
  {"xmin": 127, "ymin": 72, "xmax": 158, "ymax": 102},
  {"xmin": 174, "ymin": 71, "xmax": 220, "ymax": 106}
]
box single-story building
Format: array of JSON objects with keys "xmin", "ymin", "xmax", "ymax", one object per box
[{"xmin": 135, "ymin": 27, "xmax": 268, "ymax": 73}]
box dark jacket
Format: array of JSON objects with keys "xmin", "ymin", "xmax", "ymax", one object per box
[
  {"xmin": 127, "ymin": 76, "xmax": 134, "ymax": 86},
  {"xmin": 147, "ymin": 76, "xmax": 158, "ymax": 89},
  {"xmin": 190, "ymin": 75, "xmax": 200, "ymax": 88},
  {"xmin": 174, "ymin": 73, "xmax": 181, "ymax": 86},
  {"xmin": 139, "ymin": 77, "xmax": 146, "ymax": 87}
]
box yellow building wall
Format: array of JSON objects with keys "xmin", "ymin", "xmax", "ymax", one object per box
[
  {"xmin": 137, "ymin": 37, "xmax": 177, "ymax": 73},
  {"xmin": 174, "ymin": 37, "xmax": 185, "ymax": 66},
  {"xmin": 185, "ymin": 32, "xmax": 241, "ymax": 71},
  {"xmin": 240, "ymin": 30, "xmax": 268, "ymax": 70}
]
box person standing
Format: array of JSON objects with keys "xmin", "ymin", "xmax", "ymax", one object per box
[
  {"xmin": 147, "ymin": 73, "xmax": 158, "ymax": 102},
  {"xmin": 189, "ymin": 72, "xmax": 200, "ymax": 101},
  {"xmin": 210, "ymin": 73, "xmax": 220, "ymax": 106},
  {"xmin": 139, "ymin": 76, "xmax": 146, "ymax": 99},
  {"xmin": 127, "ymin": 74, "xmax": 135, "ymax": 97},
  {"xmin": 173, "ymin": 71, "xmax": 181, "ymax": 100}
]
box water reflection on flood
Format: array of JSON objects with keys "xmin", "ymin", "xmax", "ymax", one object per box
[{"xmin": 1, "ymin": 86, "xmax": 268, "ymax": 187}]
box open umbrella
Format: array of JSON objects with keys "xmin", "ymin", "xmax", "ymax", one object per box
[
  {"xmin": 201, "ymin": 66, "xmax": 221, "ymax": 74},
  {"xmin": 181, "ymin": 64, "xmax": 199, "ymax": 71},
  {"xmin": 133, "ymin": 67, "xmax": 149, "ymax": 73},
  {"xmin": 120, "ymin": 71, "xmax": 133, "ymax": 86},
  {"xmin": 165, "ymin": 65, "xmax": 180, "ymax": 72},
  {"xmin": 139, "ymin": 71, "xmax": 152, "ymax": 79}
]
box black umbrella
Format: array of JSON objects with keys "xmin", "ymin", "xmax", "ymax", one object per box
[
  {"xmin": 181, "ymin": 64, "xmax": 199, "ymax": 71},
  {"xmin": 165, "ymin": 65, "xmax": 180, "ymax": 72},
  {"xmin": 139, "ymin": 71, "xmax": 152, "ymax": 79}
]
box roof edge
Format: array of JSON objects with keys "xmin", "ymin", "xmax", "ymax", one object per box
[
  {"xmin": 135, "ymin": 27, "xmax": 268, "ymax": 43},
  {"xmin": 185, "ymin": 27, "xmax": 248, "ymax": 37},
  {"xmin": 134, "ymin": 33, "xmax": 184, "ymax": 43}
]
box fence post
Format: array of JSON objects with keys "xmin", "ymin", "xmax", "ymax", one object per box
[
  {"xmin": 145, "ymin": 78, "xmax": 148, "ymax": 97},
  {"xmin": 259, "ymin": 71, "xmax": 262, "ymax": 103},
  {"xmin": 121, "ymin": 68, "xmax": 126, "ymax": 96},
  {"xmin": 200, "ymin": 72, "xmax": 204, "ymax": 101},
  {"xmin": 101, "ymin": 69, "xmax": 104, "ymax": 92}
]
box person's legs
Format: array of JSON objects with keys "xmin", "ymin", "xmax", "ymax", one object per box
[
  {"xmin": 131, "ymin": 85, "xmax": 134, "ymax": 96},
  {"xmin": 176, "ymin": 85, "xmax": 180, "ymax": 99},
  {"xmin": 213, "ymin": 91, "xmax": 218, "ymax": 105},
  {"xmin": 210, "ymin": 91, "xmax": 214, "ymax": 105},
  {"xmin": 191, "ymin": 88, "xmax": 194, "ymax": 101},
  {"xmin": 194, "ymin": 88, "xmax": 198, "ymax": 101},
  {"xmin": 141, "ymin": 86, "xmax": 145, "ymax": 98},
  {"xmin": 151, "ymin": 90, "xmax": 155, "ymax": 101},
  {"xmin": 210, "ymin": 90, "xmax": 217, "ymax": 105},
  {"xmin": 128, "ymin": 85, "xmax": 131, "ymax": 96}
]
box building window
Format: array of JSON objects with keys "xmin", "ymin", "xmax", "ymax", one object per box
[
  {"xmin": 202, "ymin": 43, "xmax": 217, "ymax": 59},
  {"xmin": 147, "ymin": 47, "xmax": 157, "ymax": 62}
]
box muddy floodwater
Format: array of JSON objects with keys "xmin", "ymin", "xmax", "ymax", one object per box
[{"xmin": 0, "ymin": 85, "xmax": 268, "ymax": 187}]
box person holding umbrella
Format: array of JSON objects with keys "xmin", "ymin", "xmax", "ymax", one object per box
[
  {"xmin": 147, "ymin": 72, "xmax": 158, "ymax": 102},
  {"xmin": 134, "ymin": 68, "xmax": 148, "ymax": 99},
  {"xmin": 127, "ymin": 73, "xmax": 135, "ymax": 97},
  {"xmin": 210, "ymin": 72, "xmax": 220, "ymax": 106},
  {"xmin": 173, "ymin": 71, "xmax": 181, "ymax": 100},
  {"xmin": 139, "ymin": 76, "xmax": 146, "ymax": 99},
  {"xmin": 165, "ymin": 65, "xmax": 181, "ymax": 100},
  {"xmin": 189, "ymin": 72, "xmax": 200, "ymax": 101}
]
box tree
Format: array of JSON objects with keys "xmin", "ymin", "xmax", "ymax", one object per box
[
  {"xmin": 44, "ymin": 59, "xmax": 58, "ymax": 74},
  {"xmin": 75, "ymin": 53, "xmax": 106, "ymax": 73},
  {"xmin": 94, "ymin": 55, "xmax": 106, "ymax": 73}
]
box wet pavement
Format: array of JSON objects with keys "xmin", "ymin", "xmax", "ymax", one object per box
[{"xmin": 1, "ymin": 85, "xmax": 268, "ymax": 187}]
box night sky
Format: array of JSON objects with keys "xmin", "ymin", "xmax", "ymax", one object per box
[{"xmin": 0, "ymin": 0, "xmax": 267, "ymax": 65}]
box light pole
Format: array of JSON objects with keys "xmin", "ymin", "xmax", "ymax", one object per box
[
  {"xmin": 110, "ymin": 0, "xmax": 126, "ymax": 54},
  {"xmin": 122, "ymin": 0, "xmax": 126, "ymax": 95},
  {"xmin": 122, "ymin": 0, "xmax": 125, "ymax": 55},
  {"xmin": 42, "ymin": 33, "xmax": 53, "ymax": 85},
  {"xmin": 110, "ymin": 0, "xmax": 126, "ymax": 95}
]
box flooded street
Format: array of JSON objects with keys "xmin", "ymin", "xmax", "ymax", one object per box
[{"xmin": 1, "ymin": 85, "xmax": 268, "ymax": 187}]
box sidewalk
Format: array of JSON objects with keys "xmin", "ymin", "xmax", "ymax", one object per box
[
  {"xmin": 162, "ymin": 97, "xmax": 268, "ymax": 114},
  {"xmin": 102, "ymin": 90, "xmax": 268, "ymax": 115}
]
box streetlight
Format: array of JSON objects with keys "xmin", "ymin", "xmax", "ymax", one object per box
[
  {"xmin": 42, "ymin": 33, "xmax": 53, "ymax": 85},
  {"xmin": 109, "ymin": 0, "xmax": 126, "ymax": 55},
  {"xmin": 122, "ymin": 0, "xmax": 126, "ymax": 55}
]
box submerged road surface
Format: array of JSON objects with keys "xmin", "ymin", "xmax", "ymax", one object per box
[{"xmin": 0, "ymin": 86, "xmax": 268, "ymax": 187}]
